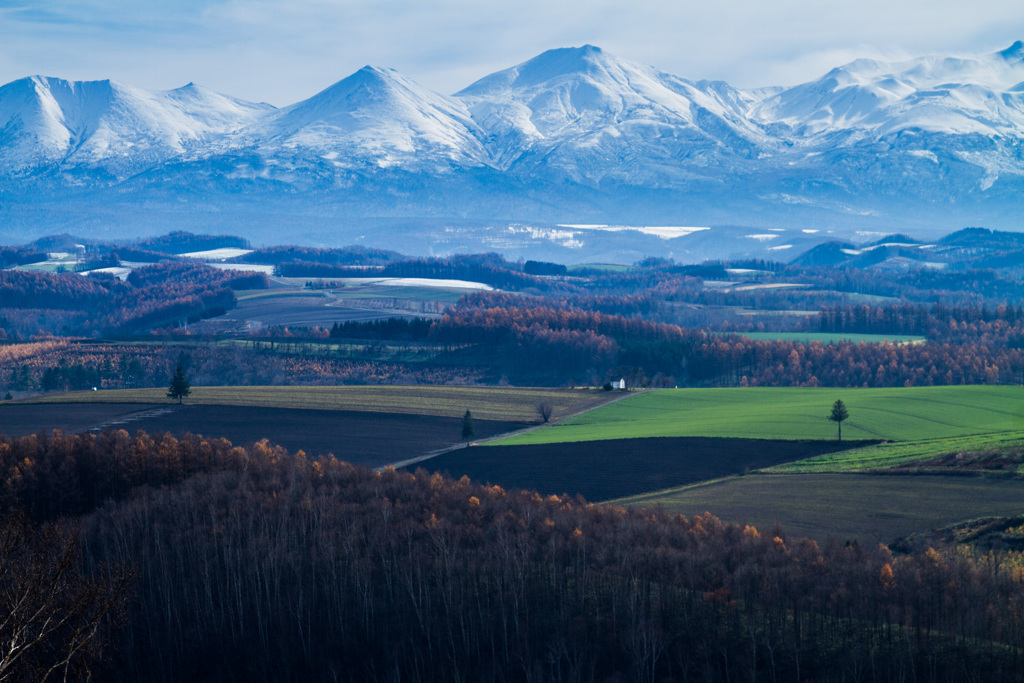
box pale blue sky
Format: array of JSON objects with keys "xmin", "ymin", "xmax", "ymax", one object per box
[{"xmin": 1, "ymin": 0, "xmax": 1022, "ymax": 105}]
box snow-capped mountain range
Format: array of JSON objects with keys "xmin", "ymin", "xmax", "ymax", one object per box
[{"xmin": 1, "ymin": 42, "xmax": 1022, "ymax": 253}]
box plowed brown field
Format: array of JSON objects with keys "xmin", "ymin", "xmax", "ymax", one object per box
[{"xmin": 415, "ymin": 437, "xmax": 866, "ymax": 501}]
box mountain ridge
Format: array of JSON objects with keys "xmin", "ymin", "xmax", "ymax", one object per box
[{"xmin": 1, "ymin": 43, "xmax": 1023, "ymax": 250}]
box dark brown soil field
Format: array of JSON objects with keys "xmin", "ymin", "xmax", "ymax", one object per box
[
  {"xmin": 622, "ymin": 474, "xmax": 1024, "ymax": 546},
  {"xmin": 2, "ymin": 403, "xmax": 524, "ymax": 468},
  {"xmin": 415, "ymin": 438, "xmax": 868, "ymax": 502},
  {"xmin": 0, "ymin": 403, "xmax": 169, "ymax": 437}
]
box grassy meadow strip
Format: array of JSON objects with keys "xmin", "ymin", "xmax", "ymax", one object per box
[
  {"xmin": 764, "ymin": 431, "xmax": 1024, "ymax": 473},
  {"xmin": 22, "ymin": 385, "xmax": 614, "ymax": 422},
  {"xmin": 491, "ymin": 385, "xmax": 1024, "ymax": 446},
  {"xmin": 611, "ymin": 473, "xmax": 1024, "ymax": 545},
  {"xmin": 734, "ymin": 331, "xmax": 927, "ymax": 344}
]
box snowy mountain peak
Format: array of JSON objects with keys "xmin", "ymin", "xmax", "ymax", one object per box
[
  {"xmin": 455, "ymin": 45, "xmax": 766, "ymax": 175},
  {"xmin": 998, "ymin": 40, "xmax": 1024, "ymax": 62},
  {"xmin": 458, "ymin": 44, "xmax": 652, "ymax": 100},
  {"xmin": 291, "ymin": 65, "xmax": 427, "ymax": 111},
  {"xmin": 244, "ymin": 65, "xmax": 486, "ymax": 167},
  {"xmin": 488, "ymin": 45, "xmax": 612, "ymax": 86},
  {"xmin": 339, "ymin": 65, "xmax": 402, "ymax": 91}
]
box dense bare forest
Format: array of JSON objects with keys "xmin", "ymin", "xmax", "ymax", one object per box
[{"xmin": 1, "ymin": 430, "xmax": 1023, "ymax": 682}]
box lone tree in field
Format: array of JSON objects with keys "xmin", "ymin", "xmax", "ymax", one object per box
[
  {"xmin": 536, "ymin": 402, "xmax": 554, "ymax": 423},
  {"xmin": 167, "ymin": 364, "xmax": 191, "ymax": 404},
  {"xmin": 462, "ymin": 410, "xmax": 475, "ymax": 439},
  {"xmin": 828, "ymin": 399, "xmax": 849, "ymax": 441}
]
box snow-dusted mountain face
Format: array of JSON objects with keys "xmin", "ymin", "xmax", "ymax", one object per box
[
  {"xmin": 751, "ymin": 41, "xmax": 1024, "ymax": 138},
  {"xmin": 456, "ymin": 45, "xmax": 768, "ymax": 183},
  {"xmin": 748, "ymin": 40, "xmax": 1024, "ymax": 198},
  {"xmin": 233, "ymin": 66, "xmax": 487, "ymax": 172},
  {"xmin": 1, "ymin": 43, "xmax": 1023, "ymax": 253},
  {"xmin": 0, "ymin": 76, "xmax": 272, "ymax": 182}
]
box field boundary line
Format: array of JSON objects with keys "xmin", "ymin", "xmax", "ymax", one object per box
[
  {"xmin": 84, "ymin": 405, "xmax": 179, "ymax": 433},
  {"xmin": 382, "ymin": 389, "xmax": 650, "ymax": 470},
  {"xmin": 606, "ymin": 474, "xmax": 745, "ymax": 506}
]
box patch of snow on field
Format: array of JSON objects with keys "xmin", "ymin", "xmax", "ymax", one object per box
[
  {"xmin": 342, "ymin": 277, "xmax": 493, "ymax": 290},
  {"xmin": 731, "ymin": 283, "xmax": 807, "ymax": 292},
  {"xmin": 180, "ymin": 248, "xmax": 254, "ymax": 259},
  {"xmin": 745, "ymin": 234, "xmax": 779, "ymax": 241},
  {"xmin": 506, "ymin": 225, "xmax": 583, "ymax": 248},
  {"xmin": 79, "ymin": 266, "xmax": 132, "ymax": 280},
  {"xmin": 559, "ymin": 224, "xmax": 709, "ymax": 239},
  {"xmin": 207, "ymin": 262, "xmax": 275, "ymax": 274}
]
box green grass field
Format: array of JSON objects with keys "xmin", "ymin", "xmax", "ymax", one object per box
[
  {"xmin": 575, "ymin": 386, "xmax": 1024, "ymax": 543},
  {"xmin": 612, "ymin": 474, "xmax": 1024, "ymax": 545},
  {"xmin": 735, "ymin": 332, "xmax": 926, "ymax": 344},
  {"xmin": 23, "ymin": 385, "xmax": 616, "ymax": 423},
  {"xmin": 492, "ymin": 386, "xmax": 1024, "ymax": 446},
  {"xmin": 764, "ymin": 431, "xmax": 1024, "ymax": 473}
]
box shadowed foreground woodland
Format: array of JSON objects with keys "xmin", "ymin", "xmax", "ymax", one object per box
[{"xmin": 3, "ymin": 429, "xmax": 1024, "ymax": 682}]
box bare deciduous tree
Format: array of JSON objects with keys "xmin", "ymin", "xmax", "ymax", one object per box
[{"xmin": 0, "ymin": 513, "xmax": 132, "ymax": 682}]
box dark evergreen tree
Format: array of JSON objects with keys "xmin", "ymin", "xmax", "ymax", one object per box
[
  {"xmin": 461, "ymin": 410, "xmax": 474, "ymax": 439},
  {"xmin": 828, "ymin": 399, "xmax": 850, "ymax": 440},
  {"xmin": 166, "ymin": 364, "xmax": 191, "ymax": 404}
]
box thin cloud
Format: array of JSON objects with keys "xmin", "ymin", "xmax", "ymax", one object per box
[{"xmin": 0, "ymin": 0, "xmax": 1021, "ymax": 104}]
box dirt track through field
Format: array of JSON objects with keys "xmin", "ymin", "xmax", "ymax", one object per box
[{"xmin": 0, "ymin": 403, "xmax": 169, "ymax": 437}]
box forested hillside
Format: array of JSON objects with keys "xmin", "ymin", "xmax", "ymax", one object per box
[
  {"xmin": 0, "ymin": 262, "xmax": 267, "ymax": 337},
  {"xmin": 2, "ymin": 430, "xmax": 1024, "ymax": 681}
]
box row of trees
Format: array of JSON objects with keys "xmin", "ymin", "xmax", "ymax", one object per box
[
  {"xmin": 10, "ymin": 313, "xmax": 1022, "ymax": 392},
  {"xmin": 808, "ymin": 302, "xmax": 1024, "ymax": 340},
  {"xmin": 420, "ymin": 300, "xmax": 1024, "ymax": 387},
  {"xmin": 0, "ymin": 341, "xmax": 487, "ymax": 394}
]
